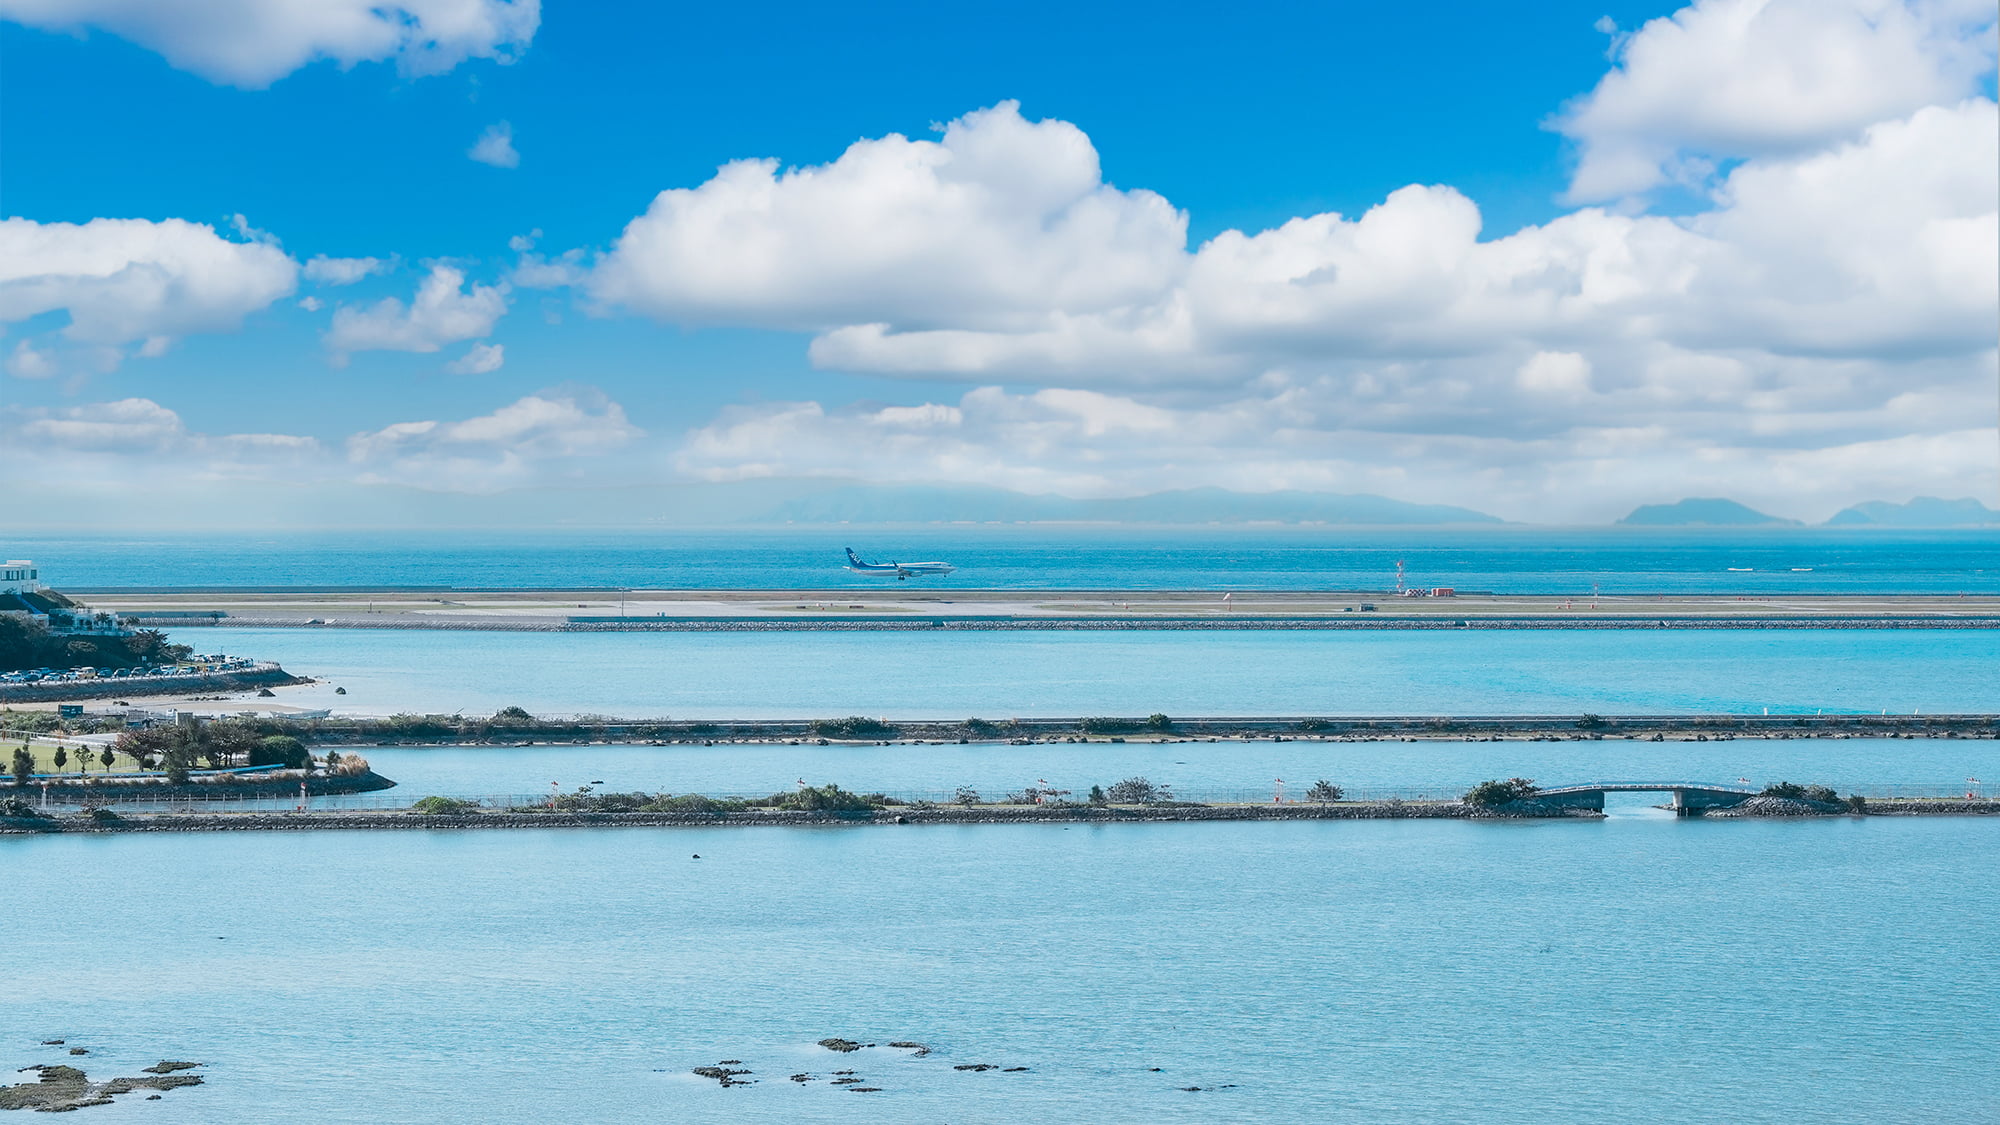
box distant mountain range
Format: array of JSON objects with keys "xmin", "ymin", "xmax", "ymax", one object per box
[
  {"xmin": 1622, "ymin": 495, "xmax": 1999, "ymax": 528},
  {"xmin": 760, "ymin": 483, "xmax": 1503, "ymax": 525},
  {"xmin": 1823, "ymin": 496, "xmax": 2000, "ymax": 527},
  {"xmin": 1618, "ymin": 498, "xmax": 1801, "ymax": 527}
]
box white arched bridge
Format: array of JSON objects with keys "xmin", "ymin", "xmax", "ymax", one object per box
[{"xmin": 1532, "ymin": 782, "xmax": 1762, "ymax": 815}]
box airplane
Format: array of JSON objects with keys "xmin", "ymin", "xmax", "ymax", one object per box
[{"xmin": 845, "ymin": 547, "xmax": 954, "ymax": 579}]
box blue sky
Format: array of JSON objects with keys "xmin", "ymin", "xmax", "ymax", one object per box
[{"xmin": 2, "ymin": 0, "xmax": 1995, "ymax": 525}]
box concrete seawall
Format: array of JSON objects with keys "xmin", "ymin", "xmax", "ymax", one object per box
[
  {"xmin": 125, "ymin": 614, "xmax": 2000, "ymax": 632},
  {"xmin": 6, "ymin": 797, "xmax": 1995, "ymax": 834}
]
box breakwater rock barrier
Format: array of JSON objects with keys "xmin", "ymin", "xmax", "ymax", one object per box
[
  {"xmin": 6, "ymin": 797, "xmax": 1995, "ymax": 834},
  {"xmin": 284, "ymin": 712, "xmax": 2000, "ymax": 745},
  {"xmin": 7, "ymin": 770, "xmax": 396, "ymax": 805}
]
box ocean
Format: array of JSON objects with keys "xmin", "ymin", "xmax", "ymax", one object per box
[
  {"xmin": 6, "ymin": 818, "xmax": 1995, "ymax": 1123},
  {"xmin": 9, "ymin": 529, "xmax": 1996, "ymax": 1122},
  {"xmin": 172, "ymin": 624, "xmax": 2000, "ymax": 719},
  {"xmin": 18, "ymin": 526, "xmax": 2000, "ymax": 593}
]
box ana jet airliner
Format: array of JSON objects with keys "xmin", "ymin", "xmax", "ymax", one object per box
[{"xmin": 845, "ymin": 548, "xmax": 954, "ymax": 579}]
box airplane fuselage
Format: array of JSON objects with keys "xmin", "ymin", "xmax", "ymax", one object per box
[{"xmin": 845, "ymin": 548, "xmax": 954, "ymax": 579}]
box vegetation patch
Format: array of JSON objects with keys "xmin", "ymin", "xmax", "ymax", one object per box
[
  {"xmin": 1103, "ymin": 776, "xmax": 1173, "ymax": 805},
  {"xmin": 1463, "ymin": 778, "xmax": 1542, "ymax": 807},
  {"xmin": 808, "ymin": 716, "xmax": 897, "ymax": 738},
  {"xmin": 1304, "ymin": 780, "xmax": 1344, "ymax": 803},
  {"xmin": 409, "ymin": 795, "xmax": 480, "ymax": 815},
  {"xmin": 1760, "ymin": 781, "xmax": 1841, "ymax": 803}
]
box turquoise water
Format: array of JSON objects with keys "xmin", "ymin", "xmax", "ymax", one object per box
[
  {"xmin": 187, "ymin": 626, "xmax": 2000, "ymax": 718},
  {"xmin": 351, "ymin": 738, "xmax": 2000, "ymax": 804},
  {"xmin": 26, "ymin": 526, "xmax": 2000, "ymax": 593},
  {"xmin": 6, "ymin": 818, "xmax": 1996, "ymax": 1123}
]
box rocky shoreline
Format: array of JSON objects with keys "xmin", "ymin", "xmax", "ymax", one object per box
[
  {"xmin": 5, "ymin": 797, "xmax": 1994, "ymax": 834},
  {"xmin": 9, "ymin": 769, "xmax": 396, "ymax": 804},
  {"xmin": 286, "ymin": 712, "xmax": 2000, "ymax": 745}
]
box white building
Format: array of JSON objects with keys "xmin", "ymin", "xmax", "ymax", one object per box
[{"xmin": 1, "ymin": 560, "xmax": 40, "ymax": 595}]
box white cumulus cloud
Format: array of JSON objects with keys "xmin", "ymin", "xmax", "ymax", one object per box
[
  {"xmin": 347, "ymin": 389, "xmax": 641, "ymax": 491},
  {"xmin": 0, "ymin": 216, "xmax": 297, "ymax": 367},
  {"xmin": 324, "ymin": 264, "xmax": 507, "ymax": 361},
  {"xmin": 1553, "ymin": 0, "xmax": 1997, "ymax": 201},
  {"xmin": 590, "ymin": 100, "xmax": 1188, "ymax": 332},
  {"xmin": 467, "ymin": 121, "xmax": 519, "ymax": 168},
  {"xmin": 0, "ymin": 0, "xmax": 542, "ymax": 88},
  {"xmin": 302, "ymin": 255, "xmax": 391, "ymax": 285},
  {"xmin": 444, "ymin": 341, "xmax": 505, "ymax": 374}
]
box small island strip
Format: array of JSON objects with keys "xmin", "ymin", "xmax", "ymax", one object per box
[{"xmin": 4, "ymin": 779, "xmax": 1993, "ymax": 835}]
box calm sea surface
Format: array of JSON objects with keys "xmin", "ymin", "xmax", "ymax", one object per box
[
  {"xmin": 23, "ymin": 527, "xmax": 2000, "ymax": 593},
  {"xmin": 6, "ymin": 818, "xmax": 1995, "ymax": 1123},
  {"xmin": 179, "ymin": 626, "xmax": 2000, "ymax": 719},
  {"xmin": 18, "ymin": 532, "xmax": 1997, "ymax": 1122}
]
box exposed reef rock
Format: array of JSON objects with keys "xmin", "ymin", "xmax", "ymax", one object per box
[{"xmin": 0, "ymin": 1062, "xmax": 205, "ymax": 1112}]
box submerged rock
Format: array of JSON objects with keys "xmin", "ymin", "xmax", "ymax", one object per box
[
  {"xmin": 817, "ymin": 1038, "xmax": 864, "ymax": 1053},
  {"xmin": 887, "ymin": 1041, "xmax": 931, "ymax": 1057}
]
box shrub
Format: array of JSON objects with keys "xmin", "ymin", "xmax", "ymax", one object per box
[
  {"xmin": 1079, "ymin": 717, "xmax": 1139, "ymax": 735},
  {"xmin": 1104, "ymin": 776, "xmax": 1171, "ymax": 805},
  {"xmin": 494, "ymin": 706, "xmax": 534, "ymax": 721},
  {"xmin": 1846, "ymin": 794, "xmax": 1868, "ymax": 813},
  {"xmin": 783, "ymin": 784, "xmax": 879, "ymax": 812},
  {"xmin": 1464, "ymin": 778, "xmax": 1540, "ymax": 807},
  {"xmin": 550, "ymin": 788, "xmax": 654, "ymax": 813},
  {"xmin": 1145, "ymin": 713, "xmax": 1173, "ymax": 732},
  {"xmin": 953, "ymin": 786, "xmax": 981, "ymax": 806},
  {"xmin": 1761, "ymin": 781, "xmax": 1806, "ymax": 799},
  {"xmin": 1799, "ymin": 785, "xmax": 1840, "ymax": 804},
  {"xmin": 250, "ymin": 735, "xmax": 310, "ymax": 770},
  {"xmin": 410, "ymin": 796, "xmax": 478, "ymax": 815},
  {"xmin": 1576, "ymin": 714, "xmax": 1606, "ymax": 730},
  {"xmin": 641, "ymin": 794, "xmax": 746, "ymax": 814},
  {"xmin": 808, "ymin": 716, "xmax": 896, "ymax": 738},
  {"xmin": 964, "ymin": 717, "xmax": 998, "ymax": 735},
  {"xmin": 1298, "ymin": 718, "xmax": 1331, "ymax": 732},
  {"xmin": 1088, "ymin": 784, "xmax": 1107, "ymax": 807},
  {"xmin": 1305, "ymin": 780, "xmax": 1344, "ymax": 803}
]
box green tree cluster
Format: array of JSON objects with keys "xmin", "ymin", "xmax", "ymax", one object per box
[{"xmin": 1464, "ymin": 778, "xmax": 1541, "ymax": 807}]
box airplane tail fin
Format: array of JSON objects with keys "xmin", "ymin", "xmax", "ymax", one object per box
[{"xmin": 845, "ymin": 547, "xmax": 865, "ymax": 566}]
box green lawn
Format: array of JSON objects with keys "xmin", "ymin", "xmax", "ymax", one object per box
[{"xmin": 6, "ymin": 739, "xmax": 150, "ymax": 777}]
